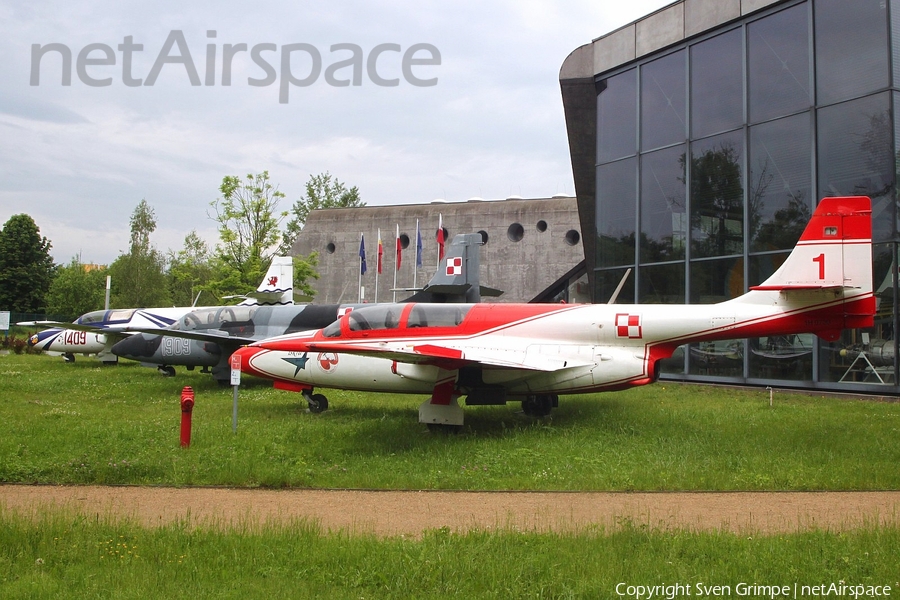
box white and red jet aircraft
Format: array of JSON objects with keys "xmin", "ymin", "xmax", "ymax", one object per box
[{"xmin": 234, "ymin": 196, "xmax": 875, "ymax": 429}]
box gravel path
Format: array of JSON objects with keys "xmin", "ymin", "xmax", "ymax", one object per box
[{"xmin": 2, "ymin": 485, "xmax": 899, "ymax": 536}]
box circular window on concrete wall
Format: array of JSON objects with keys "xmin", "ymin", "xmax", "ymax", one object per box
[
  {"xmin": 536, "ymin": 220, "xmax": 548, "ymax": 232},
  {"xmin": 478, "ymin": 230, "xmax": 489, "ymax": 244},
  {"xmin": 564, "ymin": 230, "xmax": 581, "ymax": 246},
  {"xmin": 399, "ymin": 233, "xmax": 410, "ymax": 249},
  {"xmin": 507, "ymin": 223, "xmax": 524, "ymax": 242},
  {"xmin": 325, "ymin": 242, "xmax": 336, "ymax": 254}
]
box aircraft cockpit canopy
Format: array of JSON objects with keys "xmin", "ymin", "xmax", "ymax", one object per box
[
  {"xmin": 76, "ymin": 309, "xmax": 136, "ymax": 325},
  {"xmin": 176, "ymin": 305, "xmax": 259, "ymax": 331},
  {"xmin": 324, "ymin": 304, "xmax": 473, "ymax": 337}
]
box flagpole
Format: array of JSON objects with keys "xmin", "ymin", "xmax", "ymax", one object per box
[
  {"xmin": 413, "ymin": 218, "xmax": 419, "ymax": 290},
  {"xmin": 374, "ymin": 228, "xmax": 380, "ymax": 303},
  {"xmin": 358, "ymin": 232, "xmax": 363, "ymax": 303},
  {"xmin": 393, "ymin": 224, "xmax": 399, "ymax": 302},
  {"xmin": 436, "ymin": 213, "xmax": 444, "ymax": 271}
]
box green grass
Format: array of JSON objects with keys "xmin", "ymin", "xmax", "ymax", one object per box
[
  {"xmin": 1, "ymin": 508, "xmax": 898, "ymax": 599},
  {"xmin": 1, "ymin": 352, "xmax": 899, "ymax": 490}
]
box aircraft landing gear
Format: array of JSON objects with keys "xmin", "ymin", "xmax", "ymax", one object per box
[
  {"xmin": 302, "ymin": 390, "xmax": 329, "ymax": 413},
  {"xmin": 63, "ymin": 353, "xmax": 75, "ymax": 363},
  {"xmin": 521, "ymin": 394, "xmax": 557, "ymax": 417},
  {"xmin": 158, "ymin": 365, "xmax": 176, "ymax": 377}
]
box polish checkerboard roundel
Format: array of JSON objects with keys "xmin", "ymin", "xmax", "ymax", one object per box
[
  {"xmin": 446, "ymin": 257, "xmax": 463, "ymax": 276},
  {"xmin": 615, "ymin": 313, "xmax": 642, "ymax": 339}
]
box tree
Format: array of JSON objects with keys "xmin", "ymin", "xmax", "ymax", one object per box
[
  {"xmin": 0, "ymin": 214, "xmax": 55, "ymax": 313},
  {"xmin": 167, "ymin": 230, "xmax": 213, "ymax": 306},
  {"xmin": 278, "ymin": 172, "xmax": 364, "ymax": 255},
  {"xmin": 45, "ymin": 258, "xmax": 108, "ymax": 320},
  {"xmin": 108, "ymin": 199, "xmax": 171, "ymax": 307},
  {"xmin": 209, "ymin": 171, "xmax": 287, "ymax": 293}
]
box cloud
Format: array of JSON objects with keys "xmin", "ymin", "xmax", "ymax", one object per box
[{"xmin": 0, "ymin": 0, "xmax": 671, "ymax": 265}]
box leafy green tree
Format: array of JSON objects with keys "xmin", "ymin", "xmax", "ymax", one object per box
[
  {"xmin": 108, "ymin": 199, "xmax": 170, "ymax": 308},
  {"xmin": 279, "ymin": 172, "xmax": 364, "ymax": 255},
  {"xmin": 167, "ymin": 230, "xmax": 213, "ymax": 306},
  {"xmin": 0, "ymin": 214, "xmax": 55, "ymax": 313},
  {"xmin": 208, "ymin": 171, "xmax": 287, "ymax": 294},
  {"xmin": 45, "ymin": 258, "xmax": 108, "ymax": 320}
]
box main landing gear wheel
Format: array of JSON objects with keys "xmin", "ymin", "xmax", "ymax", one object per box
[
  {"xmin": 63, "ymin": 353, "xmax": 75, "ymax": 363},
  {"xmin": 158, "ymin": 365, "xmax": 176, "ymax": 377},
  {"xmin": 521, "ymin": 394, "xmax": 556, "ymax": 417},
  {"xmin": 306, "ymin": 393, "xmax": 329, "ymax": 413}
]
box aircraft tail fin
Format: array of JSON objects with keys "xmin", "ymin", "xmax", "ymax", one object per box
[
  {"xmin": 403, "ymin": 233, "xmax": 503, "ymax": 303},
  {"xmin": 739, "ymin": 195, "xmax": 875, "ymax": 338},
  {"xmin": 240, "ymin": 256, "xmax": 295, "ymax": 305}
]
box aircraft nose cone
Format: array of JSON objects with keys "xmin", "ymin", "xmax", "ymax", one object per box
[
  {"xmin": 231, "ymin": 345, "xmax": 265, "ymax": 375},
  {"xmin": 112, "ymin": 334, "xmax": 162, "ymax": 359},
  {"xmin": 30, "ymin": 329, "xmax": 61, "ymax": 348}
]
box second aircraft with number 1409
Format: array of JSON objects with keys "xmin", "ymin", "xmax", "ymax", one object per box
[{"xmin": 234, "ymin": 196, "xmax": 876, "ymax": 430}]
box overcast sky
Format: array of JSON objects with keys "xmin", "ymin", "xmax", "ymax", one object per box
[{"xmin": 0, "ymin": 0, "xmax": 670, "ymax": 265}]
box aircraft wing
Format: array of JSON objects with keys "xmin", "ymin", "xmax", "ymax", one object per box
[
  {"xmin": 121, "ymin": 326, "xmax": 258, "ymax": 346},
  {"xmin": 299, "ymin": 341, "xmax": 592, "ymax": 372},
  {"xmin": 17, "ymin": 321, "xmax": 133, "ymax": 337}
]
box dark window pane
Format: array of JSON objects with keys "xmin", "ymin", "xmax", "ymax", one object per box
[
  {"xmin": 691, "ymin": 28, "xmax": 743, "ymax": 138},
  {"xmin": 817, "ymin": 92, "xmax": 893, "ymax": 241},
  {"xmin": 596, "ymin": 159, "xmax": 637, "ymax": 268},
  {"xmin": 820, "ymin": 243, "xmax": 895, "ymax": 385},
  {"xmin": 687, "ymin": 257, "xmax": 744, "ymax": 378},
  {"xmin": 690, "ymin": 256, "xmax": 744, "ymax": 304},
  {"xmin": 638, "ymin": 262, "xmax": 685, "ymax": 303},
  {"xmin": 894, "ymin": 92, "xmax": 900, "ymax": 239},
  {"xmin": 748, "ymin": 251, "xmax": 788, "ymax": 288},
  {"xmin": 594, "ymin": 268, "xmax": 634, "ymax": 304},
  {"xmin": 690, "ymin": 131, "xmax": 745, "ymax": 258},
  {"xmin": 641, "ymin": 50, "xmax": 686, "ymax": 151},
  {"xmin": 748, "ymin": 113, "xmax": 812, "ymax": 252},
  {"xmin": 747, "ymin": 251, "xmax": 813, "ymax": 380},
  {"xmin": 640, "ymin": 145, "xmax": 687, "ymax": 262},
  {"xmin": 815, "ymin": 0, "xmax": 889, "ymax": 105},
  {"xmin": 893, "ymin": 0, "xmax": 900, "ymax": 88},
  {"xmin": 597, "ymin": 69, "xmax": 637, "ymax": 163},
  {"xmin": 748, "ymin": 4, "xmax": 810, "ymax": 123},
  {"xmin": 688, "ymin": 340, "xmax": 744, "ymax": 377},
  {"xmin": 748, "ymin": 333, "xmax": 814, "ymax": 380}
]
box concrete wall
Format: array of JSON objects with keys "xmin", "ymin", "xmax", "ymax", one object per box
[
  {"xmin": 587, "ymin": 0, "xmax": 781, "ymax": 76},
  {"xmin": 291, "ymin": 197, "xmax": 584, "ymax": 304}
]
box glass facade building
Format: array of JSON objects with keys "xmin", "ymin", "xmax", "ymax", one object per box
[{"xmin": 562, "ymin": 0, "xmax": 899, "ymax": 393}]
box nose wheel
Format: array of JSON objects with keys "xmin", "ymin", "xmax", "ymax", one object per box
[{"xmin": 302, "ymin": 391, "xmax": 329, "ymax": 413}]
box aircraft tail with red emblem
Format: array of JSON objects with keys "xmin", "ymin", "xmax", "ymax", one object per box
[{"xmin": 736, "ymin": 195, "xmax": 875, "ymax": 340}]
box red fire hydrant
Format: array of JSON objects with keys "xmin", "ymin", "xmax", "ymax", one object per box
[{"xmin": 180, "ymin": 386, "xmax": 194, "ymax": 448}]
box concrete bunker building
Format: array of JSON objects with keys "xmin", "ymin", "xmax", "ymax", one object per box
[
  {"xmin": 560, "ymin": 0, "xmax": 899, "ymax": 393},
  {"xmin": 292, "ymin": 196, "xmax": 587, "ymax": 305}
]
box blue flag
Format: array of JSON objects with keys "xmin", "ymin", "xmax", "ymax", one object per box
[
  {"xmin": 359, "ymin": 234, "xmax": 367, "ymax": 275},
  {"xmin": 415, "ymin": 221, "xmax": 423, "ymax": 268}
]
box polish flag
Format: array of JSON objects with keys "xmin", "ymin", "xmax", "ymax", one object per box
[
  {"xmin": 395, "ymin": 224, "xmax": 402, "ymax": 271},
  {"xmin": 437, "ymin": 213, "xmax": 445, "ymax": 261},
  {"xmin": 376, "ymin": 229, "xmax": 383, "ymax": 274}
]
